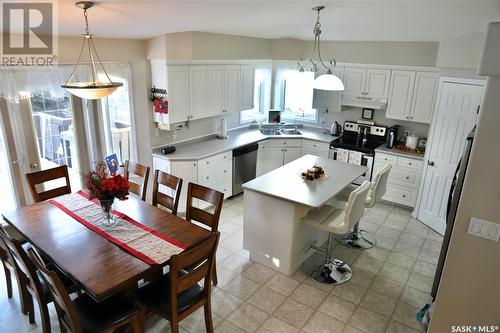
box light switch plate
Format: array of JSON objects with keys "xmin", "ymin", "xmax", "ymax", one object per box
[{"xmin": 467, "ymin": 217, "xmax": 500, "ymax": 242}]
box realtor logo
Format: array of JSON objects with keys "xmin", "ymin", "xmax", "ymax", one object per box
[{"xmin": 1, "ymin": 0, "xmax": 58, "ymax": 66}]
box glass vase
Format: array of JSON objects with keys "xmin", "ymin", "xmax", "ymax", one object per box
[{"xmin": 99, "ymin": 198, "xmax": 116, "ymax": 226}]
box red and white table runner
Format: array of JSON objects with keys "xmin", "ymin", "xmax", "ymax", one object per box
[{"xmin": 49, "ymin": 191, "xmax": 186, "ymax": 265}]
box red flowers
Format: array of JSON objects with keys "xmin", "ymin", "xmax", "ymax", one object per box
[{"xmin": 84, "ymin": 161, "xmax": 129, "ymax": 201}]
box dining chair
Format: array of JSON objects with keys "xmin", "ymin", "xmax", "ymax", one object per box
[
  {"xmin": 0, "ymin": 227, "xmax": 79, "ymax": 333},
  {"xmin": 28, "ymin": 247, "xmax": 143, "ymax": 333},
  {"xmin": 185, "ymin": 182, "xmax": 224, "ymax": 285},
  {"xmin": 152, "ymin": 170, "xmax": 183, "ymax": 216},
  {"xmin": 134, "ymin": 232, "xmax": 220, "ymax": 333},
  {"xmin": 25, "ymin": 165, "xmax": 72, "ymax": 203},
  {"xmin": 302, "ymin": 181, "xmax": 371, "ymax": 285},
  {"xmin": 124, "ymin": 160, "xmax": 150, "ymax": 201}
]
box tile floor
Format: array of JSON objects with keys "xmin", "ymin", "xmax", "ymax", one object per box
[{"xmin": 0, "ymin": 194, "xmax": 443, "ymax": 333}]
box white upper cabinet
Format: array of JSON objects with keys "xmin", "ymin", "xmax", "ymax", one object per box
[
  {"xmin": 313, "ymin": 67, "xmax": 345, "ymax": 113},
  {"xmin": 166, "ymin": 65, "xmax": 189, "ymax": 124},
  {"xmin": 410, "ymin": 72, "xmax": 438, "ymax": 123},
  {"xmin": 343, "ymin": 67, "xmax": 390, "ymax": 99},
  {"xmin": 225, "ymin": 65, "xmax": 241, "ymax": 113},
  {"xmin": 386, "ymin": 70, "xmax": 416, "ymax": 121},
  {"xmin": 385, "ymin": 70, "xmax": 438, "ymax": 123},
  {"xmin": 208, "ymin": 65, "xmax": 225, "ymax": 117},
  {"xmin": 240, "ymin": 64, "xmax": 255, "ymax": 110},
  {"xmin": 189, "ymin": 65, "xmax": 208, "ymax": 120}
]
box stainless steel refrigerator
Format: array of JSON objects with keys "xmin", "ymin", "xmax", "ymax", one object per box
[{"xmin": 431, "ymin": 126, "xmax": 476, "ymax": 298}]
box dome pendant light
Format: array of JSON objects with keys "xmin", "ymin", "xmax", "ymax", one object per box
[
  {"xmin": 298, "ymin": 6, "xmax": 344, "ymax": 91},
  {"xmin": 61, "ymin": 1, "xmax": 123, "ymax": 99}
]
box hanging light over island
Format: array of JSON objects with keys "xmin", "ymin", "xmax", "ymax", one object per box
[
  {"xmin": 298, "ymin": 6, "xmax": 344, "ymax": 91},
  {"xmin": 61, "ymin": 1, "xmax": 123, "ymax": 100}
]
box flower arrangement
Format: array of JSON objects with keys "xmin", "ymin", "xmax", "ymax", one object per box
[
  {"xmin": 300, "ymin": 165, "xmax": 326, "ymax": 181},
  {"xmin": 84, "ymin": 161, "xmax": 129, "ymax": 201},
  {"xmin": 84, "ymin": 161, "xmax": 129, "ymax": 226}
]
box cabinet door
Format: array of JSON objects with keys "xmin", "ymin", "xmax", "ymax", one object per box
[
  {"xmin": 256, "ymin": 141, "xmax": 267, "ymax": 177},
  {"xmin": 171, "ymin": 161, "xmax": 198, "ymax": 212},
  {"xmin": 189, "ymin": 65, "xmax": 208, "ymax": 120},
  {"xmin": 265, "ymin": 146, "xmax": 284, "ymax": 173},
  {"xmin": 240, "ymin": 65, "xmax": 255, "ymax": 110},
  {"xmin": 225, "ymin": 65, "xmax": 240, "ymax": 113},
  {"xmin": 283, "ymin": 147, "xmax": 301, "ymax": 165},
  {"xmin": 167, "ymin": 66, "xmax": 189, "ymax": 124},
  {"xmin": 313, "ymin": 67, "xmax": 345, "ymax": 113},
  {"xmin": 365, "ymin": 69, "xmax": 391, "ymax": 98},
  {"xmin": 343, "ymin": 67, "xmax": 366, "ymax": 96},
  {"xmin": 207, "ymin": 65, "xmax": 225, "ymax": 117},
  {"xmin": 409, "ymin": 72, "xmax": 438, "ymax": 123},
  {"xmin": 386, "ymin": 70, "xmax": 415, "ymax": 121}
]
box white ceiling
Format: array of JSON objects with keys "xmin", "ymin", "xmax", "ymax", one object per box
[{"xmin": 53, "ymin": 0, "xmax": 500, "ymax": 41}]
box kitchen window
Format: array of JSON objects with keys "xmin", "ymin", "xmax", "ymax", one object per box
[
  {"xmin": 240, "ymin": 67, "xmax": 272, "ymax": 124},
  {"xmin": 279, "ymin": 69, "xmax": 318, "ymax": 122}
]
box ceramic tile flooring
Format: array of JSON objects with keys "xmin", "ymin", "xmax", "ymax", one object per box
[{"xmin": 0, "ymin": 194, "xmax": 443, "ymax": 333}]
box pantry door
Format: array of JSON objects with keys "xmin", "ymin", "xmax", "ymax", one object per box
[{"xmin": 416, "ymin": 78, "xmax": 484, "ymax": 234}]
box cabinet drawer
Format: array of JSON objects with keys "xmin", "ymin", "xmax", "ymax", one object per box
[
  {"xmin": 217, "ymin": 180, "xmax": 232, "ymax": 198},
  {"xmin": 198, "ymin": 167, "xmax": 216, "ymax": 186},
  {"xmin": 388, "ymin": 168, "xmax": 421, "ymax": 189},
  {"xmin": 398, "ymin": 157, "xmax": 423, "ymax": 170},
  {"xmin": 217, "ymin": 161, "xmax": 232, "ymax": 183},
  {"xmin": 302, "ymin": 140, "xmax": 330, "ymax": 151},
  {"xmin": 198, "ymin": 155, "xmax": 218, "ymax": 170},
  {"xmin": 375, "ymin": 153, "xmax": 398, "ymax": 165},
  {"xmin": 267, "ymin": 139, "xmax": 302, "ymax": 147},
  {"xmin": 301, "ymin": 148, "xmax": 329, "ymax": 159},
  {"xmin": 214, "ymin": 151, "xmax": 232, "ymax": 164},
  {"xmin": 383, "ymin": 183, "xmax": 418, "ymax": 207}
]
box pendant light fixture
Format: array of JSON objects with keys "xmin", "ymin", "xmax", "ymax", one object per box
[
  {"xmin": 298, "ymin": 6, "xmax": 344, "ymax": 91},
  {"xmin": 61, "ymin": 1, "xmax": 122, "ymax": 99}
]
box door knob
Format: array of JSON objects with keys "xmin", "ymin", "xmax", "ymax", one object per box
[{"xmin": 427, "ymin": 161, "xmax": 435, "ymax": 166}]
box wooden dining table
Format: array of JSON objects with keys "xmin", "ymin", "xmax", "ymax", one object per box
[{"xmin": 2, "ymin": 194, "xmax": 211, "ymax": 302}]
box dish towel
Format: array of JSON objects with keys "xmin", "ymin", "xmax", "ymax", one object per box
[{"xmin": 348, "ymin": 151, "xmax": 363, "ymax": 165}]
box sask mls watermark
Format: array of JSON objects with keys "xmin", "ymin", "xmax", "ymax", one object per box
[{"xmin": 1, "ymin": 0, "xmax": 58, "ymax": 66}]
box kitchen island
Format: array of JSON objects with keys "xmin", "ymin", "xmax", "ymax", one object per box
[{"xmin": 242, "ymin": 155, "xmax": 367, "ymax": 275}]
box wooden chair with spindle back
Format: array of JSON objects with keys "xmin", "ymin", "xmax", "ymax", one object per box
[
  {"xmin": 185, "ymin": 182, "xmax": 224, "ymax": 285},
  {"xmin": 152, "ymin": 170, "xmax": 183, "ymax": 216},
  {"xmin": 134, "ymin": 232, "xmax": 220, "ymax": 333},
  {"xmin": 25, "ymin": 165, "xmax": 71, "ymax": 203},
  {"xmin": 28, "ymin": 247, "xmax": 143, "ymax": 333},
  {"xmin": 124, "ymin": 160, "xmax": 150, "ymax": 201},
  {"xmin": 0, "ymin": 227, "xmax": 80, "ymax": 332}
]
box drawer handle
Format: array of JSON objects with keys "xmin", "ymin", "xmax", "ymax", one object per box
[
  {"xmin": 224, "ymin": 170, "xmax": 227, "ymax": 173},
  {"xmin": 313, "ymin": 144, "xmax": 317, "ymax": 147},
  {"xmin": 384, "ymin": 158, "xmax": 388, "ymax": 160},
  {"xmin": 402, "ymin": 194, "xmax": 406, "ymax": 198},
  {"xmin": 405, "ymin": 176, "xmax": 410, "ymax": 180},
  {"xmin": 206, "ymin": 176, "xmax": 210, "ymax": 180},
  {"xmin": 283, "ymin": 142, "xmax": 286, "ymax": 145},
  {"xmin": 408, "ymin": 162, "xmax": 412, "ymax": 165},
  {"xmin": 206, "ymin": 161, "xmax": 209, "ymax": 165}
]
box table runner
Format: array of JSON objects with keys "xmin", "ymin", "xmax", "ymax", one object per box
[{"xmin": 49, "ymin": 191, "xmax": 186, "ymax": 265}]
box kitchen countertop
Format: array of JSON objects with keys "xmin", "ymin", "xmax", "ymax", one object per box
[
  {"xmin": 375, "ymin": 146, "xmax": 425, "ymax": 160},
  {"xmin": 242, "ymin": 154, "xmax": 367, "ymax": 208},
  {"xmin": 153, "ymin": 126, "xmax": 338, "ymax": 161}
]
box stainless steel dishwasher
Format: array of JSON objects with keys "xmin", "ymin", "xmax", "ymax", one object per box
[{"xmin": 232, "ymin": 143, "xmax": 258, "ymax": 196}]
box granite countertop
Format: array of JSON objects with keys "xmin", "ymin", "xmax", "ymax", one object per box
[
  {"xmin": 242, "ymin": 155, "xmax": 367, "ymax": 208},
  {"xmin": 153, "ymin": 126, "xmax": 338, "ymax": 161},
  {"xmin": 375, "ymin": 146, "xmax": 425, "ymax": 160}
]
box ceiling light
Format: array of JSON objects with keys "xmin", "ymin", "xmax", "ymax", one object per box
[
  {"xmin": 298, "ymin": 6, "xmax": 344, "ymax": 91},
  {"xmin": 61, "ymin": 1, "xmax": 123, "ymax": 100}
]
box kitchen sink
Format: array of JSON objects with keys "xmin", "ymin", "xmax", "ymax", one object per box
[
  {"xmin": 280, "ymin": 129, "xmax": 302, "ymax": 135},
  {"xmin": 259, "ymin": 128, "xmax": 281, "ymax": 135}
]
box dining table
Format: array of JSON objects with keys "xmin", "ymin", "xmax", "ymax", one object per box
[{"xmin": 1, "ymin": 193, "xmax": 211, "ymax": 302}]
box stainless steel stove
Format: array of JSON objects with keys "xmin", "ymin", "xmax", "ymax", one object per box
[{"xmin": 329, "ymin": 121, "xmax": 387, "ymax": 185}]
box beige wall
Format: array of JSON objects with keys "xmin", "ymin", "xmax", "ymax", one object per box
[{"xmin": 436, "ymin": 31, "xmax": 486, "ymax": 70}]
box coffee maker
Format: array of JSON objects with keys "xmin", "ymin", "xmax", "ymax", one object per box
[{"xmin": 387, "ymin": 125, "xmax": 400, "ymax": 148}]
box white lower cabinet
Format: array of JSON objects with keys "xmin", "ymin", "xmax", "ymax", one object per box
[
  {"xmin": 300, "ymin": 139, "xmax": 330, "ymax": 158},
  {"xmin": 257, "ymin": 139, "xmax": 302, "ymax": 175},
  {"xmin": 373, "ymin": 152, "xmax": 423, "ymax": 207}
]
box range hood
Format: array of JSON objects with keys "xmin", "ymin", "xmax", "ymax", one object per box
[{"xmin": 341, "ymin": 96, "xmax": 387, "ymax": 110}]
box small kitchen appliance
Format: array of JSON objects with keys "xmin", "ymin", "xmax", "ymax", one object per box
[
  {"xmin": 405, "ymin": 134, "xmax": 419, "ymax": 149},
  {"xmin": 386, "ymin": 125, "xmax": 400, "ymax": 149},
  {"xmin": 330, "ymin": 121, "xmax": 342, "ymax": 135}
]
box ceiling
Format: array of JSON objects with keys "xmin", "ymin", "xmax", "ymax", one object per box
[{"xmin": 52, "ymin": 0, "xmax": 500, "ymax": 41}]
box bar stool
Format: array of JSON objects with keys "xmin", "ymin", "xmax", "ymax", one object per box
[
  {"xmin": 302, "ymin": 181, "xmax": 370, "ymax": 285},
  {"xmin": 335, "ymin": 164, "xmax": 392, "ymax": 249}
]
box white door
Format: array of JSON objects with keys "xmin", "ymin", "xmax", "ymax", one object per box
[
  {"xmin": 365, "ymin": 69, "xmax": 391, "ymax": 98},
  {"xmin": 171, "ymin": 161, "xmax": 198, "ymax": 213},
  {"xmin": 264, "ymin": 146, "xmax": 284, "ymax": 173},
  {"xmin": 343, "ymin": 67, "xmax": 366, "ymax": 96},
  {"xmin": 417, "ymin": 80, "xmax": 484, "ymax": 234},
  {"xmin": 386, "ymin": 70, "xmax": 415, "ymax": 121},
  {"xmin": 409, "ymin": 72, "xmax": 439, "ymax": 124},
  {"xmin": 167, "ymin": 66, "xmax": 189, "ymax": 124},
  {"xmin": 256, "ymin": 141, "xmax": 267, "ymax": 177},
  {"xmin": 283, "ymin": 147, "xmax": 302, "ymax": 164},
  {"xmin": 225, "ymin": 65, "xmax": 240, "ymax": 113},
  {"xmin": 189, "ymin": 65, "xmax": 208, "ymax": 120},
  {"xmin": 208, "ymin": 65, "xmax": 225, "ymax": 116}
]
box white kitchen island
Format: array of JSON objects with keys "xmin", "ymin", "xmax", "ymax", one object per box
[{"xmin": 242, "ymin": 155, "xmax": 367, "ymax": 275}]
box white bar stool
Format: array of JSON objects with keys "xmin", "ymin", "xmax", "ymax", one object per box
[{"xmin": 302, "ymin": 181, "xmax": 370, "ymax": 284}]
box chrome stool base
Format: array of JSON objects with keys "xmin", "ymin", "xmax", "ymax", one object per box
[
  {"xmin": 302, "ymin": 254, "xmax": 352, "ymax": 285},
  {"xmin": 336, "ymin": 229, "xmax": 376, "ymax": 250}
]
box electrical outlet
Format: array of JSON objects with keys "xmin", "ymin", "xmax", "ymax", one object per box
[
  {"xmin": 319, "ymin": 117, "xmax": 326, "ymax": 124},
  {"xmin": 467, "ymin": 217, "xmax": 500, "ymax": 242}
]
